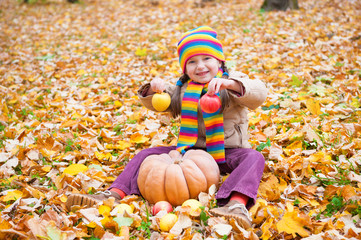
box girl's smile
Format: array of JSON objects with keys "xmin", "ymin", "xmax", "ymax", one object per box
[
  {"xmin": 197, "ymin": 71, "xmax": 209, "ymax": 76},
  {"xmin": 185, "ymin": 55, "xmax": 221, "ymax": 83}
]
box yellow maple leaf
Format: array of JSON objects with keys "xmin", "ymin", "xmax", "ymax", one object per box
[
  {"xmin": 114, "ymin": 100, "xmax": 123, "ymax": 107},
  {"xmin": 101, "ymin": 46, "xmax": 112, "ymax": 53},
  {"xmin": 0, "ymin": 176, "xmax": 18, "ymax": 186},
  {"xmin": 71, "ymin": 112, "xmax": 83, "ymax": 119},
  {"xmin": 130, "ymin": 133, "xmax": 149, "ymax": 144},
  {"xmin": 297, "ymin": 197, "xmax": 319, "ymax": 208},
  {"xmin": 351, "ymin": 97, "xmax": 360, "ymax": 108},
  {"xmin": 341, "ymin": 185, "xmax": 357, "ymax": 201},
  {"xmin": 106, "ymin": 141, "xmax": 131, "ymax": 150},
  {"xmin": 81, "ymin": 117, "xmax": 95, "ymax": 123},
  {"xmin": 100, "ymin": 94, "xmax": 111, "ymax": 103},
  {"xmin": 289, "ymin": 131, "xmax": 304, "ymax": 141},
  {"xmin": 278, "ymin": 72, "xmax": 288, "ymax": 78},
  {"xmin": 59, "ymin": 194, "xmax": 68, "ymax": 203},
  {"xmin": 261, "ymin": 218, "xmax": 275, "ymax": 240},
  {"xmin": 25, "ymin": 186, "xmax": 45, "ymax": 199},
  {"xmin": 308, "ymin": 151, "xmax": 332, "ymax": 164},
  {"xmin": 100, "ymin": 216, "xmax": 112, "ymax": 227},
  {"xmin": 276, "ymin": 210, "xmax": 310, "ymax": 238},
  {"xmin": 63, "ymin": 164, "xmax": 88, "ymax": 176},
  {"xmin": 1, "ymin": 102, "xmax": 9, "ymax": 115},
  {"xmin": 271, "ymin": 117, "xmax": 289, "ymax": 124},
  {"xmin": 129, "ymin": 112, "xmax": 141, "ymax": 122},
  {"xmin": 42, "ymin": 166, "xmax": 52, "ymax": 172},
  {"xmin": 8, "ymin": 99, "xmax": 18, "ymax": 105},
  {"xmin": 0, "ymin": 216, "xmax": 12, "ymax": 239},
  {"xmin": 258, "ymin": 174, "xmax": 281, "ymax": 201},
  {"xmin": 95, "ymin": 151, "xmax": 112, "ymax": 161},
  {"xmin": 135, "ymin": 47, "xmax": 147, "ymax": 57},
  {"xmin": 77, "ymin": 69, "xmax": 86, "ymax": 75},
  {"xmin": 149, "ymin": 68, "xmax": 159, "ymax": 76},
  {"xmin": 284, "ymin": 140, "xmax": 302, "ymax": 156},
  {"xmin": 306, "ymin": 99, "xmax": 322, "ymax": 115},
  {"xmin": 106, "ymin": 176, "xmax": 116, "ymax": 182},
  {"xmin": 335, "ymin": 218, "xmax": 345, "ymax": 230},
  {"xmin": 1, "ymin": 189, "xmax": 23, "ymax": 202},
  {"xmin": 60, "ymin": 120, "xmax": 78, "ymax": 128},
  {"xmin": 87, "ymin": 222, "xmax": 97, "ymax": 228},
  {"xmin": 248, "ymin": 116, "xmax": 262, "ymax": 125},
  {"xmin": 297, "ymin": 91, "xmax": 308, "ymax": 101},
  {"xmin": 263, "ymin": 57, "xmax": 281, "ymax": 70},
  {"xmin": 249, "ymin": 199, "xmax": 268, "ymax": 224},
  {"xmin": 287, "ymin": 141, "xmax": 302, "ymax": 150},
  {"xmin": 99, "ymin": 205, "xmax": 111, "ymax": 216},
  {"xmin": 279, "ymin": 177, "xmax": 288, "ymax": 192}
]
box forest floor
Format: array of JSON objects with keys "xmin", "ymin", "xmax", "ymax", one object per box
[{"xmin": 0, "ymin": 0, "xmax": 361, "ymax": 239}]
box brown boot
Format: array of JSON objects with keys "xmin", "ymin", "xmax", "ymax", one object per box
[
  {"xmin": 209, "ymin": 200, "xmax": 252, "ymax": 229},
  {"xmin": 66, "ymin": 190, "xmax": 121, "ymax": 211}
]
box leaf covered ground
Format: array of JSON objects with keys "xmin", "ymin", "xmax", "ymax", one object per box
[{"xmin": 0, "ymin": 0, "xmax": 361, "ymax": 239}]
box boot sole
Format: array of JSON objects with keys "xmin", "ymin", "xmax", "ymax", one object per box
[
  {"xmin": 209, "ymin": 208, "xmax": 252, "ymax": 229},
  {"xmin": 66, "ymin": 194, "xmax": 99, "ymax": 211}
]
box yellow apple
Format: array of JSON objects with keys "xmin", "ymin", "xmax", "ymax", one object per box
[
  {"xmin": 114, "ymin": 203, "xmax": 134, "ymax": 215},
  {"xmin": 152, "ymin": 92, "xmax": 171, "ymax": 112},
  {"xmin": 159, "ymin": 213, "xmax": 178, "ymax": 232},
  {"xmin": 182, "ymin": 199, "xmax": 203, "ymax": 216}
]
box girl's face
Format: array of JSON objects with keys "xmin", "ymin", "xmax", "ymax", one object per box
[{"xmin": 185, "ymin": 55, "xmax": 221, "ymax": 84}]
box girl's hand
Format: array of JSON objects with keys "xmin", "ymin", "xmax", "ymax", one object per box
[
  {"xmin": 150, "ymin": 77, "xmax": 166, "ymax": 94},
  {"xmin": 207, "ymin": 78, "xmax": 230, "ymax": 96},
  {"xmin": 207, "ymin": 78, "xmax": 242, "ymax": 96}
]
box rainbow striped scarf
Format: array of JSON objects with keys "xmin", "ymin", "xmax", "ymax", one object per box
[{"xmin": 176, "ymin": 69, "xmax": 225, "ymax": 163}]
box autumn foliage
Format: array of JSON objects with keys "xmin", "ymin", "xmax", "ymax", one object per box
[{"xmin": 0, "ymin": 0, "xmax": 360, "ymax": 239}]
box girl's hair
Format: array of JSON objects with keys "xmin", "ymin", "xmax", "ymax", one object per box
[{"xmin": 170, "ymin": 62, "xmax": 230, "ymax": 118}]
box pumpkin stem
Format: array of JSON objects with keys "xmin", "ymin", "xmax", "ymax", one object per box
[
  {"xmin": 169, "ymin": 150, "xmax": 183, "ymax": 164},
  {"xmin": 173, "ymin": 157, "xmax": 182, "ymax": 164}
]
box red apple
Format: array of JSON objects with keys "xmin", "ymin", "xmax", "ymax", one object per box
[
  {"xmin": 200, "ymin": 94, "xmax": 221, "ymax": 113},
  {"xmin": 152, "ymin": 201, "xmax": 173, "ymax": 215}
]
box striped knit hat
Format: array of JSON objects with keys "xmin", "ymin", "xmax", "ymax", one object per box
[{"xmin": 177, "ymin": 26, "xmax": 225, "ymax": 73}]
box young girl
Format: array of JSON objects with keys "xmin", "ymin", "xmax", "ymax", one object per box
[{"xmin": 66, "ymin": 26, "xmax": 268, "ymax": 229}]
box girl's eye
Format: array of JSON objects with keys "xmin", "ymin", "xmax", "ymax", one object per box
[
  {"xmin": 187, "ymin": 61, "xmax": 195, "ymax": 64},
  {"xmin": 204, "ymin": 57, "xmax": 211, "ymax": 60}
]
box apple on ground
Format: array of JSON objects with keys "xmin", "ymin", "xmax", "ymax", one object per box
[
  {"xmin": 182, "ymin": 199, "xmax": 203, "ymax": 216},
  {"xmin": 152, "ymin": 200, "xmax": 173, "ymax": 215},
  {"xmin": 113, "ymin": 203, "xmax": 134, "ymax": 215},
  {"xmin": 159, "ymin": 213, "xmax": 178, "ymax": 232},
  {"xmin": 200, "ymin": 93, "xmax": 221, "ymax": 113}
]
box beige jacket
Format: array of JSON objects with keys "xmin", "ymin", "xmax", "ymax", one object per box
[{"xmin": 138, "ymin": 71, "xmax": 268, "ymax": 149}]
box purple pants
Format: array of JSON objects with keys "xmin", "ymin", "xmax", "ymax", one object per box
[{"xmin": 110, "ymin": 146, "xmax": 265, "ymax": 209}]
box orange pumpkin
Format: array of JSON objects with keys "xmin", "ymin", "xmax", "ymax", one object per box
[{"xmin": 137, "ymin": 149, "xmax": 220, "ymax": 206}]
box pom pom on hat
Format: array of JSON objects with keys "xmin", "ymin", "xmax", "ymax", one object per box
[{"xmin": 177, "ymin": 26, "xmax": 225, "ymax": 73}]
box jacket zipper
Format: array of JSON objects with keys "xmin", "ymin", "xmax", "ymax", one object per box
[{"xmin": 235, "ymin": 124, "xmax": 243, "ymax": 146}]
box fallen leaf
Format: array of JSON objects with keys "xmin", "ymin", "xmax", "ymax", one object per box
[
  {"xmin": 213, "ymin": 223, "xmax": 232, "ymax": 236},
  {"xmin": 276, "ymin": 209, "xmax": 310, "ymax": 238},
  {"xmin": 130, "ymin": 133, "xmax": 149, "ymax": 144},
  {"xmin": 1, "ymin": 189, "xmax": 23, "ymax": 202},
  {"xmin": 113, "ymin": 217, "xmax": 133, "ymax": 227},
  {"xmin": 63, "ymin": 164, "xmax": 88, "ymax": 176},
  {"xmin": 306, "ymin": 99, "xmax": 322, "ymax": 115}
]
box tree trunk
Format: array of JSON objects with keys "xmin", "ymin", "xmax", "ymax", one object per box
[{"xmin": 261, "ymin": 0, "xmax": 299, "ymax": 11}]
